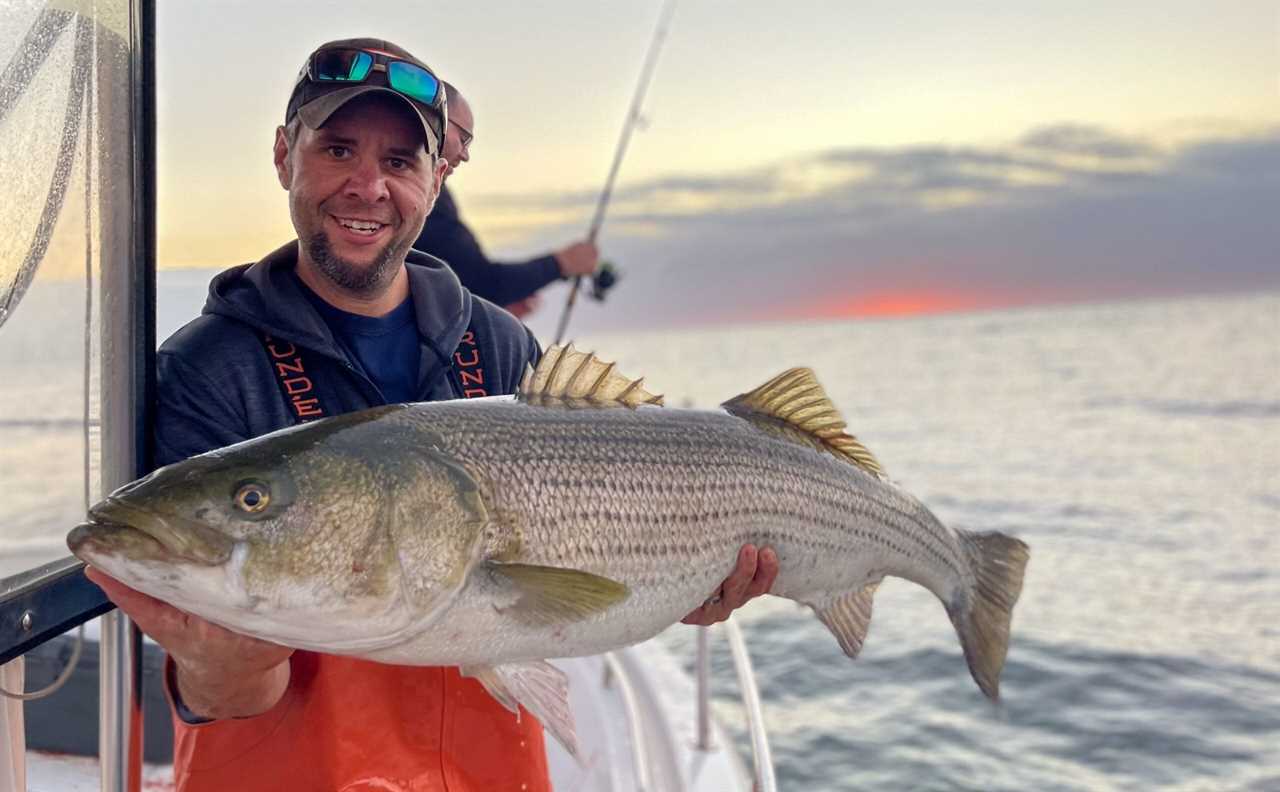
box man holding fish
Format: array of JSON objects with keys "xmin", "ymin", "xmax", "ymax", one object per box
[{"xmin": 82, "ymin": 38, "xmax": 777, "ymax": 792}]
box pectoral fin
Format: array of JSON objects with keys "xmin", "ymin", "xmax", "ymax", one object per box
[
  {"xmin": 486, "ymin": 562, "xmax": 630, "ymax": 625},
  {"xmin": 461, "ymin": 661, "xmax": 580, "ymax": 761}
]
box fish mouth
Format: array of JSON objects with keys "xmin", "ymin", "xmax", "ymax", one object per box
[{"xmin": 68, "ymin": 498, "xmax": 234, "ymax": 566}]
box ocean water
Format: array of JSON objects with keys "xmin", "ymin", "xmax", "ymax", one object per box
[
  {"xmin": 2, "ymin": 282, "xmax": 1278, "ymax": 790},
  {"xmin": 619, "ymin": 293, "xmax": 1280, "ymax": 791}
]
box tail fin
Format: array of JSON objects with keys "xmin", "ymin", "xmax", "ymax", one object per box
[{"xmin": 949, "ymin": 531, "xmax": 1029, "ymax": 699}]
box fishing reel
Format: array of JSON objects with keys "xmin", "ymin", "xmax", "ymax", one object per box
[{"xmin": 589, "ymin": 260, "xmax": 621, "ymax": 302}]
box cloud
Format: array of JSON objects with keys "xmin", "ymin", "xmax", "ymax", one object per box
[
  {"xmin": 1018, "ymin": 123, "xmax": 1157, "ymax": 160},
  {"xmin": 464, "ymin": 122, "xmax": 1280, "ymax": 333}
]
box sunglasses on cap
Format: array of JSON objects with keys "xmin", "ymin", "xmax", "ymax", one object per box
[{"xmin": 303, "ymin": 47, "xmax": 444, "ymax": 109}]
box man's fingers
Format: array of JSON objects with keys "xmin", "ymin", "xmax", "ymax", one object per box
[
  {"xmin": 682, "ymin": 604, "xmax": 726, "ymax": 627},
  {"xmin": 743, "ymin": 547, "xmax": 779, "ymax": 599},
  {"xmin": 683, "ymin": 545, "xmax": 780, "ymax": 626},
  {"xmin": 85, "ymin": 566, "xmax": 133, "ymax": 601},
  {"xmin": 719, "ymin": 545, "xmax": 757, "ymax": 607},
  {"xmin": 86, "ymin": 567, "xmax": 165, "ymax": 616},
  {"xmin": 85, "ymin": 567, "xmax": 185, "ymax": 639},
  {"xmin": 680, "ymin": 604, "xmax": 712, "ymax": 626},
  {"xmin": 83, "ymin": 564, "xmax": 110, "ymax": 591}
]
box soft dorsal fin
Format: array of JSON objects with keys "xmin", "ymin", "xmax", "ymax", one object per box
[
  {"xmin": 721, "ymin": 368, "xmax": 887, "ymax": 479},
  {"xmin": 518, "ymin": 343, "xmax": 664, "ymax": 408}
]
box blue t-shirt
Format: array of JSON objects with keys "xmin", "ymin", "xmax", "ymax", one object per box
[{"xmin": 300, "ymin": 281, "xmax": 421, "ymax": 404}]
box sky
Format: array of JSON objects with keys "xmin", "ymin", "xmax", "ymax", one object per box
[{"xmin": 141, "ymin": 1, "xmax": 1280, "ymax": 330}]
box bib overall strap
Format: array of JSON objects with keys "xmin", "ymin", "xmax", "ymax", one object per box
[
  {"xmin": 260, "ymin": 334, "xmax": 329, "ymax": 423},
  {"xmin": 450, "ymin": 320, "xmax": 490, "ymax": 399}
]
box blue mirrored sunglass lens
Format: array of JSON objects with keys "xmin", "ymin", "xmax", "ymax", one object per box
[
  {"xmin": 387, "ymin": 62, "xmax": 439, "ymax": 104},
  {"xmin": 314, "ymin": 50, "xmax": 372, "ymax": 81}
]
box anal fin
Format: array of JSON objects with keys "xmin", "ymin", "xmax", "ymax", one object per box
[
  {"xmin": 807, "ymin": 580, "xmax": 881, "ymax": 658},
  {"xmin": 462, "ymin": 661, "xmax": 580, "ymax": 761}
]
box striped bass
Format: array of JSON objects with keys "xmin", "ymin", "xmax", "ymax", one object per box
[{"xmin": 68, "ymin": 345, "xmax": 1029, "ymax": 757}]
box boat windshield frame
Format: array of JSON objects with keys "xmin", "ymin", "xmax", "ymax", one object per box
[{"xmin": 0, "ymin": 0, "xmax": 156, "ymax": 673}]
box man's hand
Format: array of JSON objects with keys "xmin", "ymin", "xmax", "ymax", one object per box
[
  {"xmin": 85, "ymin": 566, "xmax": 293, "ymax": 720},
  {"xmin": 682, "ymin": 545, "xmax": 779, "ymax": 626},
  {"xmin": 553, "ymin": 240, "xmax": 600, "ymax": 278}
]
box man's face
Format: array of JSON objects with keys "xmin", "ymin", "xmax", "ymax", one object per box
[
  {"xmin": 441, "ymin": 94, "xmax": 473, "ymax": 180},
  {"xmin": 274, "ymin": 95, "xmax": 447, "ymax": 294}
]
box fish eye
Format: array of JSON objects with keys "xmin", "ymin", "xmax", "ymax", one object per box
[{"xmin": 233, "ymin": 481, "xmax": 271, "ymax": 514}]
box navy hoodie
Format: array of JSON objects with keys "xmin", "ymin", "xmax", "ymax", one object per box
[{"xmin": 154, "ymin": 241, "xmax": 539, "ymax": 466}]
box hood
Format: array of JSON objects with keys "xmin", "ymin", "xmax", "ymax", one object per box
[{"xmin": 203, "ymin": 241, "xmax": 473, "ymax": 364}]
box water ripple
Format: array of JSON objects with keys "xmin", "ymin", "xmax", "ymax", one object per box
[
  {"xmin": 1140, "ymin": 399, "xmax": 1280, "ymax": 419},
  {"xmin": 664, "ymin": 626, "xmax": 1280, "ymax": 791}
]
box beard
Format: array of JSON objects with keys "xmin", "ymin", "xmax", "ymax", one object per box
[{"xmin": 304, "ymin": 231, "xmax": 407, "ymax": 295}]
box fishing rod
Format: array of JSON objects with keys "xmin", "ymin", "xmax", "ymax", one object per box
[{"xmin": 553, "ymin": 0, "xmax": 679, "ymax": 344}]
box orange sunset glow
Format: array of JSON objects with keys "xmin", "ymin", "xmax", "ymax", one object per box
[{"xmin": 772, "ymin": 288, "xmax": 1024, "ymax": 322}]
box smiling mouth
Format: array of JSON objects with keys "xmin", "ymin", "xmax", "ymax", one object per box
[{"xmin": 334, "ymin": 216, "xmax": 389, "ymax": 236}]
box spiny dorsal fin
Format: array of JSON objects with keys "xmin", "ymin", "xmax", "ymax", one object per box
[
  {"xmin": 721, "ymin": 367, "xmax": 887, "ymax": 479},
  {"xmin": 518, "ymin": 343, "xmax": 664, "ymax": 408}
]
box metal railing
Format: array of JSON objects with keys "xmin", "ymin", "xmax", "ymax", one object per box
[
  {"xmin": 602, "ymin": 652, "xmax": 655, "ymax": 792},
  {"xmin": 696, "ymin": 627, "xmax": 712, "ymax": 750},
  {"xmin": 600, "ymin": 616, "xmax": 776, "ymax": 792},
  {"xmin": 719, "ymin": 618, "xmax": 776, "ymax": 792},
  {"xmin": 695, "ymin": 618, "xmax": 777, "ymax": 792}
]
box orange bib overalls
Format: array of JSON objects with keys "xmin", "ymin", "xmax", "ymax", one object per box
[{"xmin": 169, "ymin": 652, "xmax": 551, "ymax": 792}]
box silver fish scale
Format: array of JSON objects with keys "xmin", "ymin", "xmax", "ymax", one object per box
[{"xmin": 395, "ymin": 401, "xmax": 969, "ymax": 613}]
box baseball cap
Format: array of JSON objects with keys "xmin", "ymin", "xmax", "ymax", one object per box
[{"xmin": 285, "ymin": 38, "xmax": 447, "ymax": 156}]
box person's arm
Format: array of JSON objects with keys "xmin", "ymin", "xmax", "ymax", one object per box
[
  {"xmin": 416, "ymin": 190, "xmax": 593, "ymax": 305},
  {"xmin": 86, "ymin": 568, "xmax": 293, "ymax": 719},
  {"xmin": 428, "ymin": 225, "xmax": 562, "ymax": 305}
]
